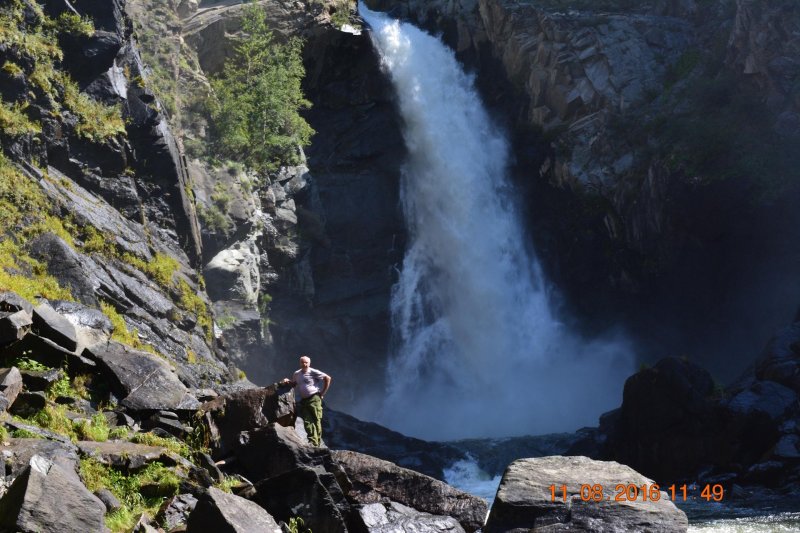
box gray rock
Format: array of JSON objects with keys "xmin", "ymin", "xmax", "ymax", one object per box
[
  {"xmin": 76, "ymin": 440, "xmax": 167, "ymax": 470},
  {"xmin": 204, "ymin": 239, "xmax": 262, "ymax": 306},
  {"xmin": 86, "ymin": 341, "xmax": 199, "ymax": 411},
  {"xmin": 143, "ymin": 413, "xmax": 191, "ymax": 438},
  {"xmin": 95, "ymin": 488, "xmax": 123, "ymax": 512},
  {"xmin": 8, "ymin": 391, "xmax": 47, "ymax": 417},
  {"xmin": 725, "ymin": 381, "xmax": 798, "ymax": 421},
  {"xmin": 333, "ymin": 450, "xmax": 487, "ymax": 532},
  {"xmin": 254, "ymin": 466, "xmax": 350, "ymax": 533},
  {"xmin": 0, "ymin": 367, "xmax": 23, "ymax": 410},
  {"xmin": 0, "ymin": 439, "xmax": 80, "ymax": 480},
  {"xmin": 20, "ymin": 368, "xmax": 64, "ymax": 392},
  {"xmin": 772, "ymin": 434, "xmax": 800, "ymax": 460},
  {"xmin": 27, "ymin": 232, "xmax": 115, "ymax": 309},
  {"xmin": 323, "ymin": 409, "xmax": 467, "ymax": 480},
  {"xmin": 102, "ymin": 261, "xmax": 175, "ymax": 317},
  {"xmin": 102, "ymin": 410, "xmax": 136, "ymax": 429},
  {"xmin": 3, "ymin": 334, "xmax": 97, "ymax": 373},
  {"xmin": 0, "ymin": 292, "xmax": 34, "ymax": 315},
  {"xmin": 199, "ymin": 385, "xmax": 294, "ymax": 458},
  {"xmin": 159, "ymin": 493, "xmax": 198, "ymax": 531},
  {"xmin": 485, "ymin": 456, "xmax": 688, "ymax": 533},
  {"xmin": 357, "ymin": 501, "xmax": 465, "ymax": 533},
  {"xmin": 196, "ymin": 452, "xmax": 225, "ymax": 483},
  {"xmin": 235, "ymin": 423, "xmax": 335, "ymax": 483},
  {"xmin": 0, "ymin": 310, "xmax": 32, "ymax": 346},
  {"xmin": 187, "ymin": 487, "xmax": 282, "ymax": 533},
  {"xmin": 32, "ymin": 303, "xmax": 78, "ymax": 352},
  {"xmin": 0, "ymin": 454, "xmax": 107, "ymax": 533}
]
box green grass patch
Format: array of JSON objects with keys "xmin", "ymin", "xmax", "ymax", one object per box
[
  {"xmin": 121, "ymin": 252, "xmax": 179, "ymax": 288},
  {"xmin": 55, "ymin": 12, "xmax": 94, "ymax": 36},
  {"xmin": 130, "ymin": 432, "xmax": 192, "ymax": 459},
  {"xmin": 0, "ymin": 97, "xmax": 41, "ymax": 136},
  {"xmin": 100, "ymin": 301, "xmax": 143, "ymax": 348},
  {"xmin": 26, "ymin": 403, "xmax": 77, "ymax": 440},
  {"xmin": 75, "ymin": 413, "xmax": 110, "ymax": 442},
  {"xmin": 108, "ymin": 426, "xmax": 130, "ymax": 440},
  {"xmin": 61, "ymin": 74, "xmax": 126, "ymax": 142},
  {"xmin": 177, "ymin": 278, "xmax": 212, "ymax": 341},
  {"xmin": 11, "ymin": 356, "xmax": 49, "ymax": 372},
  {"xmin": 11, "ymin": 428, "xmax": 42, "ymax": 439},
  {"xmin": 80, "ymin": 458, "xmax": 177, "ymax": 532},
  {"xmin": 0, "ymin": 239, "xmax": 74, "ymax": 301}
]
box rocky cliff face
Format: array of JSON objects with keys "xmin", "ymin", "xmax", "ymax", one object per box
[
  {"xmin": 0, "ymin": 0, "xmax": 233, "ymax": 386},
  {"xmin": 127, "ymin": 0, "xmax": 405, "ymax": 405}
]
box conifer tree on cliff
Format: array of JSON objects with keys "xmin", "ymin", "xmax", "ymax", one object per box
[{"xmin": 209, "ymin": 1, "xmax": 313, "ymax": 173}]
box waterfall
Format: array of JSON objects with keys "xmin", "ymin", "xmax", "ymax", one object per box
[{"xmin": 361, "ymin": 6, "xmax": 634, "ymax": 440}]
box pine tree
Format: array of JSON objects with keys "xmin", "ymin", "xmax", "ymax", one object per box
[{"xmin": 209, "ymin": 2, "xmax": 313, "ymax": 172}]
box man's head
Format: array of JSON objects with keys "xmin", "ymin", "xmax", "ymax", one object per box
[{"xmin": 299, "ymin": 355, "xmax": 311, "ymax": 371}]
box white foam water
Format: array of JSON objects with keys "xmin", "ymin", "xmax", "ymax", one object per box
[{"xmin": 359, "ymin": 6, "xmax": 635, "ymax": 441}]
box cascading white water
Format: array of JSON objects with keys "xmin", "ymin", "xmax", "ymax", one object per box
[{"xmin": 361, "ymin": 6, "xmax": 634, "ymax": 440}]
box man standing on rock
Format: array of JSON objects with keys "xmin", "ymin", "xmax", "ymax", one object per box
[{"xmin": 281, "ymin": 355, "xmax": 331, "ymax": 447}]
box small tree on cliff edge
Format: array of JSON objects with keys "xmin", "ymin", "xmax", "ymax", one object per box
[{"xmin": 208, "ymin": 2, "xmax": 314, "ymax": 173}]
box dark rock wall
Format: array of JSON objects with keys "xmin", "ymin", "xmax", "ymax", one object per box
[{"xmin": 276, "ymin": 27, "xmax": 405, "ymax": 405}]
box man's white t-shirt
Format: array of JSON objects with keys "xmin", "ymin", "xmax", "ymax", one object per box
[{"xmin": 292, "ymin": 368, "xmax": 328, "ymax": 399}]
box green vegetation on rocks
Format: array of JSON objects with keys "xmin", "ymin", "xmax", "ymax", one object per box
[
  {"xmin": 208, "ymin": 2, "xmax": 313, "ymax": 173},
  {"xmin": 80, "ymin": 458, "xmax": 180, "ymax": 532},
  {"xmin": 0, "ymin": 1, "xmax": 125, "ymax": 143}
]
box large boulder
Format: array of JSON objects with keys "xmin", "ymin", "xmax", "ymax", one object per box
[
  {"xmin": 484, "ymin": 456, "xmax": 688, "ymax": 533},
  {"xmin": 0, "ymin": 455, "xmax": 107, "ymax": 533},
  {"xmin": 235, "ymin": 423, "xmax": 337, "ymax": 483},
  {"xmin": 204, "ymin": 239, "xmax": 261, "ymax": 306},
  {"xmin": 603, "ymin": 357, "xmax": 733, "ymax": 480},
  {"xmin": 86, "ymin": 341, "xmax": 199, "ymax": 411},
  {"xmin": 186, "ymin": 487, "xmax": 282, "ymax": 533},
  {"xmin": 332, "ymin": 450, "xmax": 487, "ymax": 532},
  {"xmin": 254, "ymin": 466, "xmax": 351, "ymax": 533},
  {"xmin": 200, "ymin": 385, "xmax": 295, "ymax": 459},
  {"xmin": 0, "ymin": 439, "xmax": 80, "ymax": 479}
]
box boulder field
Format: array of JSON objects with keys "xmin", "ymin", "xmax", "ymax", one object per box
[{"xmin": 0, "ymin": 288, "xmax": 693, "ymax": 532}]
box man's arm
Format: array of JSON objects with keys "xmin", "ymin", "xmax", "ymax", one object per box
[{"xmin": 319, "ymin": 375, "xmax": 331, "ymax": 398}]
